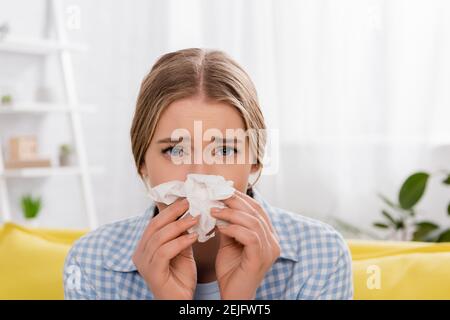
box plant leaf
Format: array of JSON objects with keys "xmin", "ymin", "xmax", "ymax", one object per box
[
  {"xmin": 412, "ymin": 221, "xmax": 439, "ymax": 241},
  {"xmin": 443, "ymin": 174, "xmax": 450, "ymax": 185},
  {"xmin": 447, "ymin": 202, "xmax": 450, "ymax": 216},
  {"xmin": 381, "ymin": 210, "xmax": 397, "ymax": 226},
  {"xmin": 20, "ymin": 194, "xmax": 42, "ymax": 219},
  {"xmin": 373, "ymin": 222, "xmax": 390, "ymax": 229},
  {"xmin": 395, "ymin": 220, "xmax": 405, "ymax": 230},
  {"xmin": 378, "ymin": 193, "xmax": 397, "ymax": 209},
  {"xmin": 398, "ymin": 172, "xmax": 429, "ymax": 210},
  {"xmin": 437, "ymin": 229, "xmax": 450, "ymax": 242}
]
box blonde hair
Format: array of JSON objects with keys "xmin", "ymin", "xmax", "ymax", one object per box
[{"xmin": 130, "ymin": 48, "xmax": 266, "ymax": 188}]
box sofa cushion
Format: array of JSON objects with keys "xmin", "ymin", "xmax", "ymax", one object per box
[
  {"xmin": 348, "ymin": 240, "xmax": 450, "ymax": 299},
  {"xmin": 1, "ymin": 224, "xmax": 450, "ymax": 300},
  {"xmin": 0, "ymin": 223, "xmax": 86, "ymax": 299}
]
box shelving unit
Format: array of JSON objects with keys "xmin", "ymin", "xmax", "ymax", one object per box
[
  {"xmin": 1, "ymin": 166, "xmax": 104, "ymax": 178},
  {"xmin": 0, "ymin": 0, "xmax": 100, "ymax": 229},
  {"xmin": 0, "ymin": 35, "xmax": 87, "ymax": 55},
  {"xmin": 0, "ymin": 102, "xmax": 96, "ymax": 114}
]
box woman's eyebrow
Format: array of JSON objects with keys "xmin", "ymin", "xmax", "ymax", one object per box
[{"xmin": 157, "ymin": 136, "xmax": 190, "ymax": 143}]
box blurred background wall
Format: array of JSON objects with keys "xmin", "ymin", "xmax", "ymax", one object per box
[{"xmin": 0, "ymin": 0, "xmax": 449, "ymax": 238}]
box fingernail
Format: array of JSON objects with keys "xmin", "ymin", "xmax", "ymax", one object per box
[
  {"xmin": 189, "ymin": 232, "xmax": 198, "ymax": 239},
  {"xmin": 211, "ymin": 207, "xmax": 222, "ymax": 213}
]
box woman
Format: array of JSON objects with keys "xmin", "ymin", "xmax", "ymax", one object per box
[{"xmin": 63, "ymin": 48, "xmax": 353, "ymax": 300}]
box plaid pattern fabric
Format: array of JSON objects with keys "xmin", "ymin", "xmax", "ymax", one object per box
[{"xmin": 63, "ymin": 189, "xmax": 353, "ymax": 300}]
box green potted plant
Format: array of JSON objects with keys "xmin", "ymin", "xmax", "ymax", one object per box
[
  {"xmin": 374, "ymin": 171, "xmax": 450, "ymax": 242},
  {"xmin": 1, "ymin": 94, "xmax": 12, "ymax": 105},
  {"xmin": 21, "ymin": 194, "xmax": 42, "ymax": 227},
  {"xmin": 59, "ymin": 143, "xmax": 74, "ymax": 166}
]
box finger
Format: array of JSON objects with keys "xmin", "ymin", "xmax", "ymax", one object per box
[
  {"xmin": 138, "ymin": 198, "xmax": 189, "ymax": 251},
  {"xmin": 232, "ymin": 192, "xmax": 281, "ymax": 260},
  {"xmin": 233, "ymin": 190, "xmax": 280, "ymax": 242},
  {"xmin": 151, "ymin": 232, "xmax": 199, "ymax": 270},
  {"xmin": 145, "ymin": 215, "xmax": 200, "ymax": 259},
  {"xmin": 211, "ymin": 208, "xmax": 269, "ymax": 247},
  {"xmin": 233, "ymin": 190, "xmax": 276, "ymax": 235},
  {"xmin": 217, "ymin": 224, "xmax": 262, "ymax": 260},
  {"xmin": 222, "ymin": 192, "xmax": 274, "ymax": 243},
  {"xmin": 221, "ymin": 192, "xmax": 257, "ymax": 215},
  {"xmin": 214, "ymin": 225, "xmax": 235, "ymax": 249}
]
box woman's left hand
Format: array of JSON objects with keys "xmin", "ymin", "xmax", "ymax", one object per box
[{"xmin": 210, "ymin": 190, "xmax": 281, "ymax": 300}]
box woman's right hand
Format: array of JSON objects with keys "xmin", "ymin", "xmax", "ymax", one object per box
[{"xmin": 132, "ymin": 198, "xmax": 200, "ymax": 300}]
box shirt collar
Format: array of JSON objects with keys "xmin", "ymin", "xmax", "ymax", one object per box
[{"xmin": 103, "ymin": 188, "xmax": 299, "ymax": 272}]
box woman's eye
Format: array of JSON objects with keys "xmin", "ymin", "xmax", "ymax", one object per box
[
  {"xmin": 163, "ymin": 146, "xmax": 185, "ymax": 157},
  {"xmin": 216, "ymin": 146, "xmax": 237, "ymax": 157}
]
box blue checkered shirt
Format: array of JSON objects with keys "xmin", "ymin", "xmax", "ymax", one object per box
[{"xmin": 63, "ymin": 189, "xmax": 353, "ymax": 299}]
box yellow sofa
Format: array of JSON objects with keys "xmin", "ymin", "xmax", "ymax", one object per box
[{"xmin": 1, "ymin": 222, "xmax": 450, "ymax": 300}]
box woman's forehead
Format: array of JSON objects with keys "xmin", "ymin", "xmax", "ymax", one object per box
[{"xmin": 154, "ymin": 96, "xmax": 246, "ymax": 137}]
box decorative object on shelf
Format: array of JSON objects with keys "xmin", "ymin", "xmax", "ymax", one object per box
[
  {"xmin": 374, "ymin": 171, "xmax": 450, "ymax": 242},
  {"xmin": 1, "ymin": 94, "xmax": 12, "ymax": 105},
  {"xmin": 4, "ymin": 136, "xmax": 51, "ymax": 169},
  {"xmin": 34, "ymin": 86, "xmax": 56, "ymax": 103},
  {"xmin": 20, "ymin": 194, "xmax": 42, "ymax": 227},
  {"xmin": 0, "ymin": 85, "xmax": 16, "ymax": 106},
  {"xmin": 0, "ymin": 22, "xmax": 9, "ymax": 41},
  {"xmin": 58, "ymin": 143, "xmax": 74, "ymax": 166}
]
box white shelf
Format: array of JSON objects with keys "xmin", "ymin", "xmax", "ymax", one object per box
[
  {"xmin": 1, "ymin": 166, "xmax": 104, "ymax": 178},
  {"xmin": 0, "ymin": 102, "xmax": 96, "ymax": 114},
  {"xmin": 0, "ymin": 36, "xmax": 87, "ymax": 55}
]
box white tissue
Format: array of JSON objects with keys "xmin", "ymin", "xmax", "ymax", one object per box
[{"xmin": 145, "ymin": 173, "xmax": 235, "ymax": 242}]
